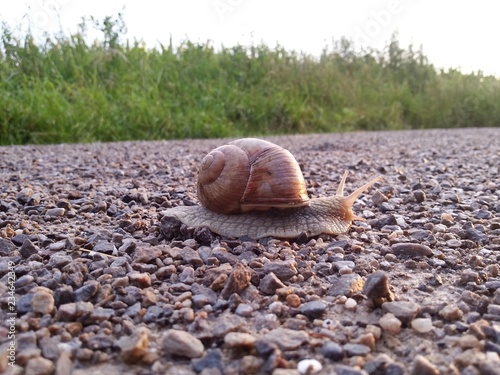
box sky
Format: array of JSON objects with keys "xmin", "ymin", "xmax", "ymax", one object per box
[{"xmin": 1, "ymin": 0, "xmax": 499, "ymax": 77}]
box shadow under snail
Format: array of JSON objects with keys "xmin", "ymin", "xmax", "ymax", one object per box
[{"xmin": 164, "ymin": 138, "xmax": 382, "ymax": 239}]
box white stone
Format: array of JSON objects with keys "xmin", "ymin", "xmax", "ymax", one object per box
[
  {"xmin": 297, "ymin": 359, "xmax": 323, "ymax": 374},
  {"xmin": 411, "ymin": 318, "xmax": 433, "ymax": 333},
  {"xmin": 345, "ymin": 298, "xmax": 357, "ymax": 310},
  {"xmin": 379, "ymin": 313, "xmax": 401, "ymax": 335}
]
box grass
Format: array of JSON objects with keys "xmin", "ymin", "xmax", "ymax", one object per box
[{"xmin": 1, "ymin": 15, "xmax": 499, "ymax": 145}]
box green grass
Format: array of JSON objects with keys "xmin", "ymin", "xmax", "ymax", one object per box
[{"xmin": 1, "ymin": 16, "xmax": 499, "ymax": 145}]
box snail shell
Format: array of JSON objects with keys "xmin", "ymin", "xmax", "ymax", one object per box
[
  {"xmin": 164, "ymin": 138, "xmax": 382, "ymax": 239},
  {"xmin": 197, "ymin": 138, "xmax": 309, "ymax": 214}
]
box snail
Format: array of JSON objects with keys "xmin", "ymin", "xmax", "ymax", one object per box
[{"xmin": 164, "ymin": 138, "xmax": 382, "ymax": 239}]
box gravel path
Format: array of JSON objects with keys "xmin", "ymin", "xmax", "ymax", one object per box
[{"xmin": 0, "ymin": 128, "xmax": 499, "ymax": 375}]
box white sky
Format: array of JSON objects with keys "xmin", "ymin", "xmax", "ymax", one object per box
[{"xmin": 1, "ymin": 0, "xmax": 499, "ymax": 77}]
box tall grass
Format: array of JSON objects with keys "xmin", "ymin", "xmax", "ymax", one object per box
[{"xmin": 1, "ymin": 16, "xmax": 499, "ymax": 145}]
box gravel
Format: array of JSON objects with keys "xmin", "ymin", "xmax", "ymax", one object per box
[{"xmin": 0, "ymin": 128, "xmax": 499, "ymax": 374}]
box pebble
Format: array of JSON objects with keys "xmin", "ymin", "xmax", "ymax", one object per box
[
  {"xmin": 263, "ymin": 260, "xmax": 298, "ymax": 281},
  {"xmin": 286, "ymin": 294, "xmax": 301, "ymax": 308},
  {"xmin": 19, "ymin": 239, "xmax": 40, "ymax": 258},
  {"xmin": 117, "ymin": 328, "xmax": 150, "ymax": 363},
  {"xmin": 327, "ymin": 273, "xmax": 364, "ymax": 297},
  {"xmin": 261, "ymin": 328, "xmax": 308, "ymax": 351},
  {"xmin": 299, "ymin": 300, "xmax": 327, "ymax": 320},
  {"xmin": 259, "ymin": 272, "xmax": 286, "ymax": 294},
  {"xmin": 24, "ymin": 356, "xmax": 55, "ymax": 375},
  {"xmin": 411, "ymin": 318, "xmax": 433, "ymax": 333},
  {"xmin": 439, "ymin": 305, "xmax": 464, "ymax": 321},
  {"xmin": 410, "ymin": 355, "xmax": 439, "ymax": 375},
  {"xmin": 55, "ymin": 351, "xmax": 73, "ymax": 375},
  {"xmin": 413, "ymin": 190, "xmax": 426, "ymax": 203},
  {"xmin": 128, "ymin": 272, "xmax": 152, "ymax": 287},
  {"xmin": 220, "ymin": 263, "xmax": 252, "ymax": 299},
  {"xmin": 224, "ymin": 332, "xmax": 256, "ymax": 348},
  {"xmin": 45, "ymin": 207, "xmax": 66, "ymax": 217},
  {"xmin": 362, "ymin": 271, "xmax": 395, "ymax": 305},
  {"xmin": 379, "ymin": 313, "xmax": 402, "ymax": 335},
  {"xmin": 235, "ymin": 303, "xmax": 254, "ymax": 317},
  {"xmin": 382, "ymin": 301, "xmax": 420, "ymax": 325},
  {"xmin": 30, "ymin": 288, "xmax": 55, "ymax": 315},
  {"xmin": 192, "ymin": 349, "xmax": 224, "ymax": 374},
  {"xmin": 297, "ymin": 359, "xmax": 323, "ymax": 374},
  {"xmin": 345, "ymin": 298, "xmax": 357, "ymax": 310},
  {"xmin": 390, "ymin": 243, "xmax": 433, "ymax": 258},
  {"xmin": 343, "ymin": 343, "xmax": 371, "ymax": 356},
  {"xmin": 162, "ymin": 330, "xmax": 204, "ymax": 358},
  {"xmin": 321, "ymin": 341, "xmax": 344, "ymax": 361}
]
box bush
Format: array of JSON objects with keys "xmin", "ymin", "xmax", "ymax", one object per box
[{"xmin": 0, "ymin": 17, "xmax": 498, "ymax": 145}]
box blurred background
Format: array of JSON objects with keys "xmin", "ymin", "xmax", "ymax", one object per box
[{"xmin": 1, "ymin": 0, "xmax": 499, "ymax": 145}]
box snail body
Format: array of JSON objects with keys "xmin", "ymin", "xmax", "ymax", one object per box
[{"xmin": 165, "ymin": 138, "xmax": 381, "ymax": 239}]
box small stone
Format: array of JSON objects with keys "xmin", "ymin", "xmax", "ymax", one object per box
[
  {"xmin": 75, "ymin": 281, "xmax": 99, "ymax": 302},
  {"xmin": 263, "ymin": 260, "xmax": 298, "ymax": 281},
  {"xmin": 382, "ymin": 301, "xmax": 420, "ymax": 325},
  {"xmin": 372, "ymin": 191, "xmax": 388, "ymax": 206},
  {"xmin": 457, "ymin": 334, "xmax": 482, "ymax": 350},
  {"xmin": 391, "ymin": 243, "xmax": 432, "ymax": 258},
  {"xmin": 343, "ymin": 343, "xmax": 371, "ymax": 356},
  {"xmin": 411, "ymin": 318, "xmax": 433, "ymax": 333},
  {"xmin": 224, "ymin": 332, "xmax": 256, "ymax": 348},
  {"xmin": 235, "ymin": 303, "xmax": 254, "ymax": 317},
  {"xmin": 411, "ymin": 355, "xmax": 439, "ymax": 375},
  {"xmin": 220, "ymin": 263, "xmax": 252, "ymax": 299},
  {"xmin": 86, "ymin": 334, "xmax": 115, "ymax": 351},
  {"xmin": 379, "ymin": 313, "xmax": 402, "ymax": 335},
  {"xmin": 162, "ymin": 329, "xmax": 204, "ymax": 358},
  {"xmin": 474, "ymin": 209, "xmax": 492, "ymax": 219},
  {"xmin": 297, "ymin": 359, "xmax": 323, "ymax": 374},
  {"xmin": 362, "ymin": 271, "xmax": 395, "ymax": 306},
  {"xmin": 55, "ymin": 351, "xmax": 72, "ymax": 375},
  {"xmin": 180, "ymin": 247, "xmax": 204, "ymax": 267},
  {"xmin": 413, "ymin": 190, "xmax": 426, "ymax": 203},
  {"xmin": 321, "ymin": 341, "xmax": 344, "ymax": 361},
  {"xmin": 118, "ymin": 328, "xmax": 150, "ymax": 363},
  {"xmin": 261, "ymin": 328, "xmax": 308, "ymax": 351},
  {"xmin": 133, "ymin": 246, "xmax": 162, "ymax": 264},
  {"xmin": 179, "ymin": 266, "xmax": 195, "ymax": 284},
  {"xmin": 259, "ymin": 272, "xmax": 286, "ymax": 295},
  {"xmin": 300, "ymin": 300, "xmax": 327, "ymax": 320},
  {"xmin": 327, "ymin": 273, "xmax": 364, "ymax": 297},
  {"xmin": 0, "ymin": 238, "xmax": 16, "ymax": 255},
  {"xmin": 240, "ymin": 355, "xmax": 265, "ymax": 375},
  {"xmin": 39, "ymin": 336, "xmax": 59, "ymax": 360},
  {"xmin": 48, "ymin": 254, "xmax": 73, "ymax": 269},
  {"xmin": 439, "ymin": 305, "xmax": 463, "ymax": 321},
  {"xmin": 45, "ymin": 207, "xmax": 65, "ymax": 217},
  {"xmin": 91, "ymin": 307, "xmax": 114, "ymax": 321},
  {"xmin": 31, "ymin": 288, "xmax": 55, "ymax": 315},
  {"xmin": 93, "ymin": 240, "xmax": 116, "ymax": 255},
  {"xmin": 16, "ymin": 188, "xmax": 33, "ymax": 204},
  {"xmin": 440, "ymin": 213, "xmax": 454, "ymax": 226},
  {"xmin": 56, "ymin": 301, "xmax": 94, "ymax": 321},
  {"xmin": 129, "ymin": 273, "xmax": 152, "ymax": 288},
  {"xmin": 19, "ymin": 239, "xmax": 40, "ymax": 258},
  {"xmin": 192, "ymin": 349, "xmax": 224, "ymax": 374},
  {"xmin": 345, "ymin": 298, "xmax": 357, "ymax": 310},
  {"xmin": 286, "ymin": 294, "xmax": 301, "ymax": 308},
  {"xmin": 24, "ymin": 356, "xmax": 54, "ymax": 375}
]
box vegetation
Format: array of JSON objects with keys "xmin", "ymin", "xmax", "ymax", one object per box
[{"xmin": 1, "ymin": 16, "xmax": 499, "ymax": 145}]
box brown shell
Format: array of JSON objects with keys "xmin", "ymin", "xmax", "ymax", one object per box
[{"xmin": 197, "ymin": 138, "xmax": 309, "ymax": 214}]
